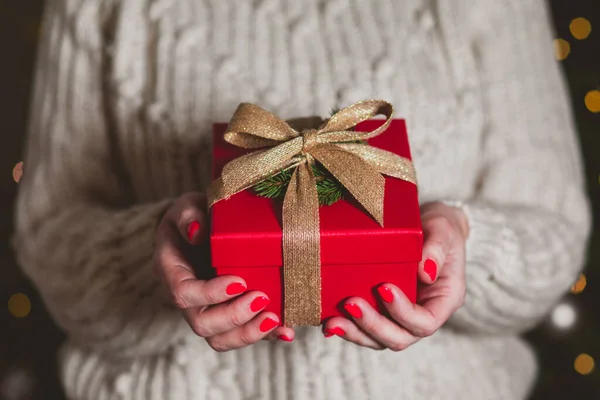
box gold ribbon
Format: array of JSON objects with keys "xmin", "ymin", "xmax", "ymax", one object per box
[{"xmin": 209, "ymin": 99, "xmax": 417, "ymax": 326}]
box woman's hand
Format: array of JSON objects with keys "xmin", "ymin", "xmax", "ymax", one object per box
[
  {"xmin": 322, "ymin": 202, "xmax": 468, "ymax": 350},
  {"xmin": 153, "ymin": 192, "xmax": 295, "ymax": 351}
]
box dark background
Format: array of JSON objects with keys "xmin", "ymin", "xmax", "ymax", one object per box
[{"xmin": 0, "ymin": 1, "xmax": 598, "ymax": 399}]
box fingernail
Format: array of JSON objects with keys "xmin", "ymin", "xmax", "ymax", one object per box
[
  {"xmin": 187, "ymin": 221, "xmax": 201, "ymax": 241},
  {"xmin": 259, "ymin": 317, "xmax": 279, "ymax": 332},
  {"xmin": 278, "ymin": 335, "xmax": 293, "ymax": 342},
  {"xmin": 424, "ymin": 259, "xmax": 437, "ymax": 281},
  {"xmin": 377, "ymin": 285, "xmax": 394, "ymax": 303},
  {"xmin": 343, "ymin": 303, "xmax": 362, "ymax": 318},
  {"xmin": 226, "ymin": 282, "xmax": 247, "ymax": 296},
  {"xmin": 325, "ymin": 327, "xmax": 345, "ymax": 337},
  {"xmin": 250, "ymin": 296, "xmax": 270, "ymax": 312}
]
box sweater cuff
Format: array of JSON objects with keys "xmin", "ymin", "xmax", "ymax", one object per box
[{"xmin": 441, "ymin": 200, "xmax": 524, "ymax": 333}]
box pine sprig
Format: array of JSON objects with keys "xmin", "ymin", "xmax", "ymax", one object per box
[
  {"xmin": 314, "ymin": 166, "xmax": 343, "ymax": 205},
  {"xmin": 253, "ymin": 168, "xmax": 293, "ymax": 200},
  {"xmin": 253, "ymin": 163, "xmax": 345, "ymax": 205}
]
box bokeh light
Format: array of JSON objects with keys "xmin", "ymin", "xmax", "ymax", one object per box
[
  {"xmin": 7, "ymin": 293, "xmax": 31, "ymax": 318},
  {"xmin": 553, "ymin": 38, "xmax": 570, "ymax": 60},
  {"xmin": 584, "ymin": 90, "xmax": 600, "ymax": 113},
  {"xmin": 0, "ymin": 367, "xmax": 34, "ymax": 400},
  {"xmin": 571, "ymin": 273, "xmax": 587, "ymax": 294},
  {"xmin": 12, "ymin": 162, "xmax": 23, "ymax": 183},
  {"xmin": 574, "ymin": 354, "xmax": 595, "ymax": 375},
  {"xmin": 569, "ymin": 17, "xmax": 592, "ymax": 40},
  {"xmin": 550, "ymin": 303, "xmax": 576, "ymax": 329}
]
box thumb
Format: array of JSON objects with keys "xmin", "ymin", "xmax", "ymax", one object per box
[{"xmin": 418, "ymin": 217, "xmax": 452, "ymax": 284}]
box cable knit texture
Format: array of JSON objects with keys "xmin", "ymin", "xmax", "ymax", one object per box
[{"xmin": 13, "ymin": 0, "xmax": 591, "ymax": 399}]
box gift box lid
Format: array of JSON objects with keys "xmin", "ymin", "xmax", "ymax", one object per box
[{"xmin": 210, "ymin": 119, "xmax": 423, "ymax": 268}]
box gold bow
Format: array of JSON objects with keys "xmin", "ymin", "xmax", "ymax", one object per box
[{"xmin": 209, "ymin": 99, "xmax": 417, "ymax": 326}]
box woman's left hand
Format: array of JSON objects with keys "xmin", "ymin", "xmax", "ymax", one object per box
[{"xmin": 322, "ymin": 202, "xmax": 469, "ymax": 350}]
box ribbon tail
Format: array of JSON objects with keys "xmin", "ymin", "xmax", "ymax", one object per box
[
  {"xmin": 282, "ymin": 163, "xmax": 322, "ymax": 326},
  {"xmin": 207, "ymin": 176, "xmax": 226, "ymax": 207},
  {"xmin": 335, "ymin": 143, "xmax": 418, "ymax": 185},
  {"xmin": 311, "ymin": 145, "xmax": 385, "ymax": 226}
]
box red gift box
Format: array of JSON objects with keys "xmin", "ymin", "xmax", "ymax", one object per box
[{"xmin": 210, "ymin": 119, "xmax": 423, "ymax": 325}]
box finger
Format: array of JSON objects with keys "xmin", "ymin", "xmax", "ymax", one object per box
[
  {"xmin": 206, "ymin": 312, "xmax": 280, "ymax": 352},
  {"xmin": 343, "ymin": 297, "xmax": 420, "ymax": 352},
  {"xmin": 172, "ymin": 192, "xmax": 208, "ymax": 245},
  {"xmin": 168, "ymin": 274, "xmax": 248, "ymax": 309},
  {"xmin": 154, "ymin": 219, "xmax": 197, "ymax": 284},
  {"xmin": 264, "ymin": 326, "xmax": 295, "ymax": 342},
  {"xmin": 183, "ymin": 291, "xmax": 269, "ymax": 337},
  {"xmin": 155, "ymin": 220, "xmax": 248, "ymax": 308},
  {"xmin": 418, "ymin": 216, "xmax": 453, "ymax": 284},
  {"xmin": 376, "ymin": 284, "xmax": 450, "ymax": 337},
  {"xmin": 322, "ymin": 317, "xmax": 384, "ymax": 350}
]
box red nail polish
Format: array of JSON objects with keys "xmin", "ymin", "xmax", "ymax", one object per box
[
  {"xmin": 279, "ymin": 335, "xmax": 293, "ymax": 342},
  {"xmin": 424, "ymin": 259, "xmax": 437, "ymax": 281},
  {"xmin": 325, "ymin": 327, "xmax": 345, "ymax": 337},
  {"xmin": 250, "ymin": 296, "xmax": 270, "ymax": 312},
  {"xmin": 377, "ymin": 285, "xmax": 394, "ymax": 303},
  {"xmin": 225, "ymin": 282, "xmax": 247, "ymax": 296},
  {"xmin": 187, "ymin": 221, "xmax": 201, "ymax": 241},
  {"xmin": 259, "ymin": 317, "xmax": 279, "ymax": 332},
  {"xmin": 343, "ymin": 303, "xmax": 362, "ymax": 318},
  {"xmin": 324, "ymin": 332, "xmax": 334, "ymax": 338}
]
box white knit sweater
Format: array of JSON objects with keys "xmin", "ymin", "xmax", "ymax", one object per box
[{"xmin": 14, "ymin": 0, "xmax": 591, "ymax": 399}]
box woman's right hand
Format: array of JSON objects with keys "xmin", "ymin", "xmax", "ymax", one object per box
[{"xmin": 153, "ymin": 192, "xmax": 295, "ymax": 350}]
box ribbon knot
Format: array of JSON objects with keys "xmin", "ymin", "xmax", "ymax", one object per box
[
  {"xmin": 301, "ymin": 129, "xmax": 319, "ymax": 155},
  {"xmin": 209, "ymin": 99, "xmax": 417, "ymax": 326}
]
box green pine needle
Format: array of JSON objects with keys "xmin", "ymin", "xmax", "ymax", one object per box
[
  {"xmin": 315, "ymin": 168, "xmax": 343, "ymax": 205},
  {"xmin": 253, "ymin": 168, "xmax": 293, "ymax": 200},
  {"xmin": 253, "ymin": 163, "xmax": 345, "ymax": 205}
]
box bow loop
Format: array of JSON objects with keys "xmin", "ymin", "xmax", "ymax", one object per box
[
  {"xmin": 224, "ymin": 103, "xmax": 299, "ymax": 148},
  {"xmin": 318, "ymin": 99, "xmax": 394, "ymax": 142}
]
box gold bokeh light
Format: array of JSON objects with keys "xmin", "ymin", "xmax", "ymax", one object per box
[
  {"xmin": 571, "ymin": 274, "xmax": 587, "ymax": 294},
  {"xmin": 553, "ymin": 38, "xmax": 570, "ymax": 60},
  {"xmin": 8, "ymin": 293, "xmax": 31, "ymax": 318},
  {"xmin": 570, "ymin": 18, "xmax": 592, "ymax": 40},
  {"xmin": 574, "ymin": 354, "xmax": 595, "ymax": 375},
  {"xmin": 585, "ymin": 90, "xmax": 600, "ymax": 113}
]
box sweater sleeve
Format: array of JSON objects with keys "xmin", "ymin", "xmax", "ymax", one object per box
[
  {"xmin": 445, "ymin": 0, "xmax": 592, "ymax": 334},
  {"xmin": 12, "ymin": 0, "xmax": 184, "ymax": 357}
]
